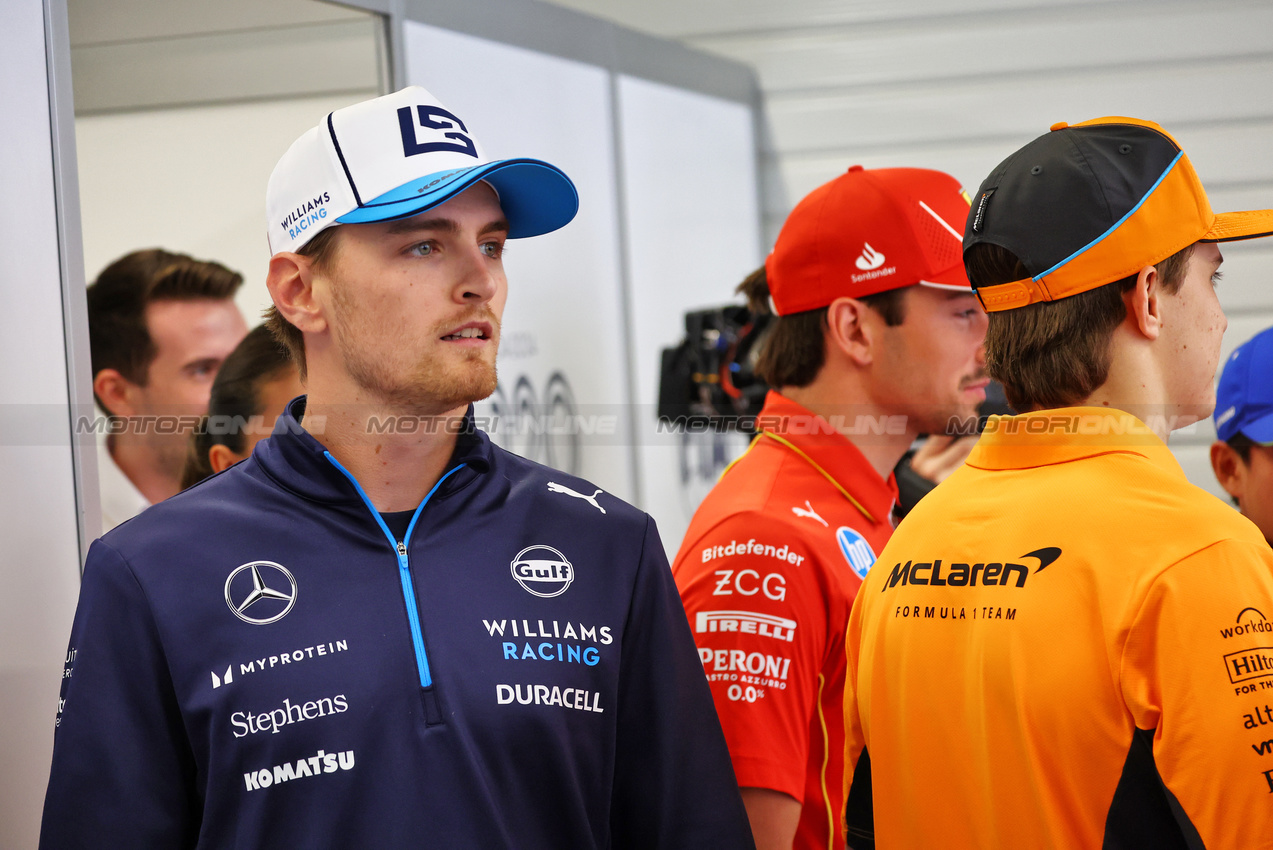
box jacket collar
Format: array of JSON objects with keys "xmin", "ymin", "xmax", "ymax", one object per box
[
  {"xmin": 253, "ymin": 395, "xmax": 493, "ymax": 506},
  {"xmin": 967, "ymin": 406, "xmax": 1184, "ymax": 478}
]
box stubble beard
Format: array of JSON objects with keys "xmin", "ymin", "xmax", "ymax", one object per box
[
  {"xmin": 331, "ymin": 284, "xmax": 500, "ymax": 413},
  {"xmin": 907, "ymin": 377, "xmax": 986, "ymax": 436}
]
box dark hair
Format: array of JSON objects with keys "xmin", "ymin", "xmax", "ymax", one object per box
[
  {"xmin": 964, "ymin": 243, "xmax": 1193, "ymax": 411},
  {"xmin": 88, "ymin": 249, "xmax": 244, "ymax": 413},
  {"xmin": 737, "ymin": 265, "xmax": 908, "ymax": 389},
  {"xmin": 180, "ymin": 325, "xmax": 295, "ymax": 489},
  {"xmin": 263, "ymin": 227, "xmax": 341, "ymax": 381},
  {"xmin": 1227, "ymin": 431, "xmax": 1255, "ymax": 464}
]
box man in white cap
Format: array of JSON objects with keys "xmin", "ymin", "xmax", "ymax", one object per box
[{"xmin": 41, "ymin": 87, "xmax": 753, "ymax": 849}]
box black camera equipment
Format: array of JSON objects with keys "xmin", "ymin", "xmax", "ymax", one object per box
[{"xmin": 658, "ymin": 304, "xmax": 772, "ymax": 432}]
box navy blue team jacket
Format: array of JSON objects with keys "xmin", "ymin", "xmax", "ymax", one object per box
[{"xmin": 41, "ymin": 400, "xmax": 754, "ymax": 849}]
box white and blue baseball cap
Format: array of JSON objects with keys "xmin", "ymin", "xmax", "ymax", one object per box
[
  {"xmin": 1215, "ymin": 326, "xmax": 1273, "ymax": 445},
  {"xmin": 267, "ymin": 86, "xmax": 578, "ymax": 255}
]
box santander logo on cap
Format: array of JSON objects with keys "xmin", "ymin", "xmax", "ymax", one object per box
[{"xmin": 855, "ymin": 243, "xmax": 887, "ymax": 271}]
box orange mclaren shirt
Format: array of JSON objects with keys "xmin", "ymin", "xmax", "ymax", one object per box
[
  {"xmin": 673, "ymin": 391, "xmax": 897, "ymax": 850},
  {"xmin": 845, "ymin": 408, "xmax": 1273, "ymax": 849}
]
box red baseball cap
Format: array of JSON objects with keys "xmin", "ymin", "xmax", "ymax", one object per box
[{"xmin": 764, "ymin": 165, "xmax": 973, "ymax": 316}]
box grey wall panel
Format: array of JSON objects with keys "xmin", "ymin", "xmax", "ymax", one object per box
[
  {"xmin": 617, "ymin": 75, "xmax": 762, "ymax": 552},
  {"xmin": 763, "ymin": 58, "xmax": 1273, "ymax": 157},
  {"xmin": 542, "ymin": 0, "xmax": 1149, "ymax": 38},
  {"xmin": 548, "ymin": 0, "xmax": 1273, "ymax": 497},
  {"xmin": 687, "ymin": 5, "xmax": 1273, "ymax": 93},
  {"xmin": 72, "ymin": 18, "xmax": 382, "ymax": 114},
  {"xmin": 779, "ymin": 122, "xmax": 1273, "ymax": 209},
  {"xmin": 0, "ymin": 0, "xmax": 90, "ymax": 846},
  {"xmin": 67, "ymin": 0, "xmax": 368, "ymax": 44}
]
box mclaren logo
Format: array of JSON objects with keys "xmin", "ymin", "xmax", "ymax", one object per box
[
  {"xmin": 880, "ymin": 547, "xmax": 1062, "ymax": 591},
  {"xmin": 225, "ymin": 561, "xmax": 297, "ymax": 625},
  {"xmin": 511, "ymin": 545, "xmax": 574, "ymax": 598}
]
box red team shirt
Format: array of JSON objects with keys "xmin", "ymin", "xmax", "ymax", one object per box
[{"xmin": 672, "ymin": 392, "xmax": 897, "ymax": 850}]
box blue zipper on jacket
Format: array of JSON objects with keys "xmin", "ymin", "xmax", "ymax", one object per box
[{"xmin": 323, "ymin": 451, "xmax": 467, "ymax": 688}]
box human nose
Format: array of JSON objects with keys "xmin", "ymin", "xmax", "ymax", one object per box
[{"xmin": 454, "ymin": 245, "xmax": 500, "ymax": 305}]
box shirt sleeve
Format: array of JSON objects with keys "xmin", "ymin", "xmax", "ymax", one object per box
[
  {"xmin": 674, "ymin": 512, "xmax": 826, "ymax": 801},
  {"xmin": 1119, "ymin": 537, "xmax": 1273, "ymax": 847},
  {"xmin": 40, "ymin": 539, "xmax": 199, "ymax": 849},
  {"xmin": 609, "ymin": 516, "xmax": 756, "ymax": 850}
]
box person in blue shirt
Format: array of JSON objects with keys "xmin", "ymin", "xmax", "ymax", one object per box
[
  {"xmin": 40, "ymin": 86, "xmax": 753, "ymax": 850},
  {"xmin": 1211, "ymin": 326, "xmax": 1273, "ymax": 547}
]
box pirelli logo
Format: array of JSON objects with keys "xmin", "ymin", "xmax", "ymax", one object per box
[
  {"xmin": 696, "ymin": 610, "xmax": 797, "ymax": 643},
  {"xmin": 1225, "ymin": 646, "xmax": 1273, "ymax": 684}
]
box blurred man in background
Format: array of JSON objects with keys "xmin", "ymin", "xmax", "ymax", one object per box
[
  {"xmin": 1211, "ymin": 325, "xmax": 1273, "ymax": 546},
  {"xmin": 672, "ymin": 165, "xmax": 987, "ymax": 850},
  {"xmin": 88, "ymin": 249, "xmax": 247, "ymax": 529}
]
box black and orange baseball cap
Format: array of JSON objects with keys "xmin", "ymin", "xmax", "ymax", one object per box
[
  {"xmin": 965, "ymin": 116, "xmax": 1273, "ymax": 312},
  {"xmin": 765, "ymin": 166, "xmax": 973, "ymax": 316}
]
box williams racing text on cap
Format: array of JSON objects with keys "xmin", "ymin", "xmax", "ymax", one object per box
[{"xmin": 266, "ymin": 86, "xmax": 579, "ymax": 255}]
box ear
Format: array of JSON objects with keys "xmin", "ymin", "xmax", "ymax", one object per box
[
  {"xmin": 266, "ymin": 252, "xmax": 327, "ymax": 335},
  {"xmin": 1209, "ymin": 440, "xmax": 1246, "ymax": 501},
  {"xmin": 208, "ymin": 443, "xmax": 245, "ymax": 474},
  {"xmin": 1125, "ymin": 264, "xmax": 1164, "ymax": 341},
  {"xmin": 825, "ymin": 297, "xmax": 877, "ymax": 368},
  {"xmin": 92, "ymin": 368, "xmax": 138, "ymax": 418}
]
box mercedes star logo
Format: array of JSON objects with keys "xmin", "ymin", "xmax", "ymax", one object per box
[{"xmin": 224, "ymin": 561, "xmax": 297, "ymax": 625}]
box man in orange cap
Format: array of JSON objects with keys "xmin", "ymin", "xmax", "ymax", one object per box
[
  {"xmin": 672, "ymin": 165, "xmax": 989, "ymax": 850},
  {"xmin": 844, "ymin": 118, "xmax": 1273, "ymax": 847}
]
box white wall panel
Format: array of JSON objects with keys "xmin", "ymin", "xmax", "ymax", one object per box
[
  {"xmin": 67, "ymin": 0, "xmax": 367, "ymax": 45},
  {"xmin": 617, "ymin": 75, "xmax": 761, "ymax": 553},
  {"xmin": 0, "ymin": 1, "xmax": 86, "ymax": 846},
  {"xmin": 544, "ymin": 0, "xmax": 1140, "ymax": 38},
  {"xmin": 403, "ymin": 21, "xmax": 637, "ymax": 502},
  {"xmin": 553, "ymin": 0, "xmax": 1273, "ymax": 498},
  {"xmin": 76, "ymin": 92, "xmax": 376, "ymax": 325},
  {"xmin": 765, "ymin": 58, "xmax": 1273, "ymax": 156},
  {"xmin": 72, "ymin": 18, "xmax": 381, "ymax": 114},
  {"xmin": 691, "ymin": 6, "xmax": 1273, "ymax": 93}
]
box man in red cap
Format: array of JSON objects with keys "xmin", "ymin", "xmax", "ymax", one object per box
[{"xmin": 671, "ymin": 165, "xmax": 989, "ymax": 850}]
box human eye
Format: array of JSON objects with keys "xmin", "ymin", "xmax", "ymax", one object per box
[
  {"xmin": 481, "ymin": 240, "xmax": 506, "ymax": 259},
  {"xmin": 1210, "ymin": 270, "xmax": 1223, "ymax": 288},
  {"xmin": 186, "ymin": 359, "xmax": 219, "ymax": 379},
  {"xmin": 407, "ymin": 241, "xmax": 436, "ymax": 257}
]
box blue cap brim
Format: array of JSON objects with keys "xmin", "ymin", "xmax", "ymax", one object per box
[
  {"xmin": 1239, "ymin": 412, "xmax": 1273, "ymax": 445},
  {"xmin": 337, "ymin": 158, "xmax": 578, "ymax": 238}
]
